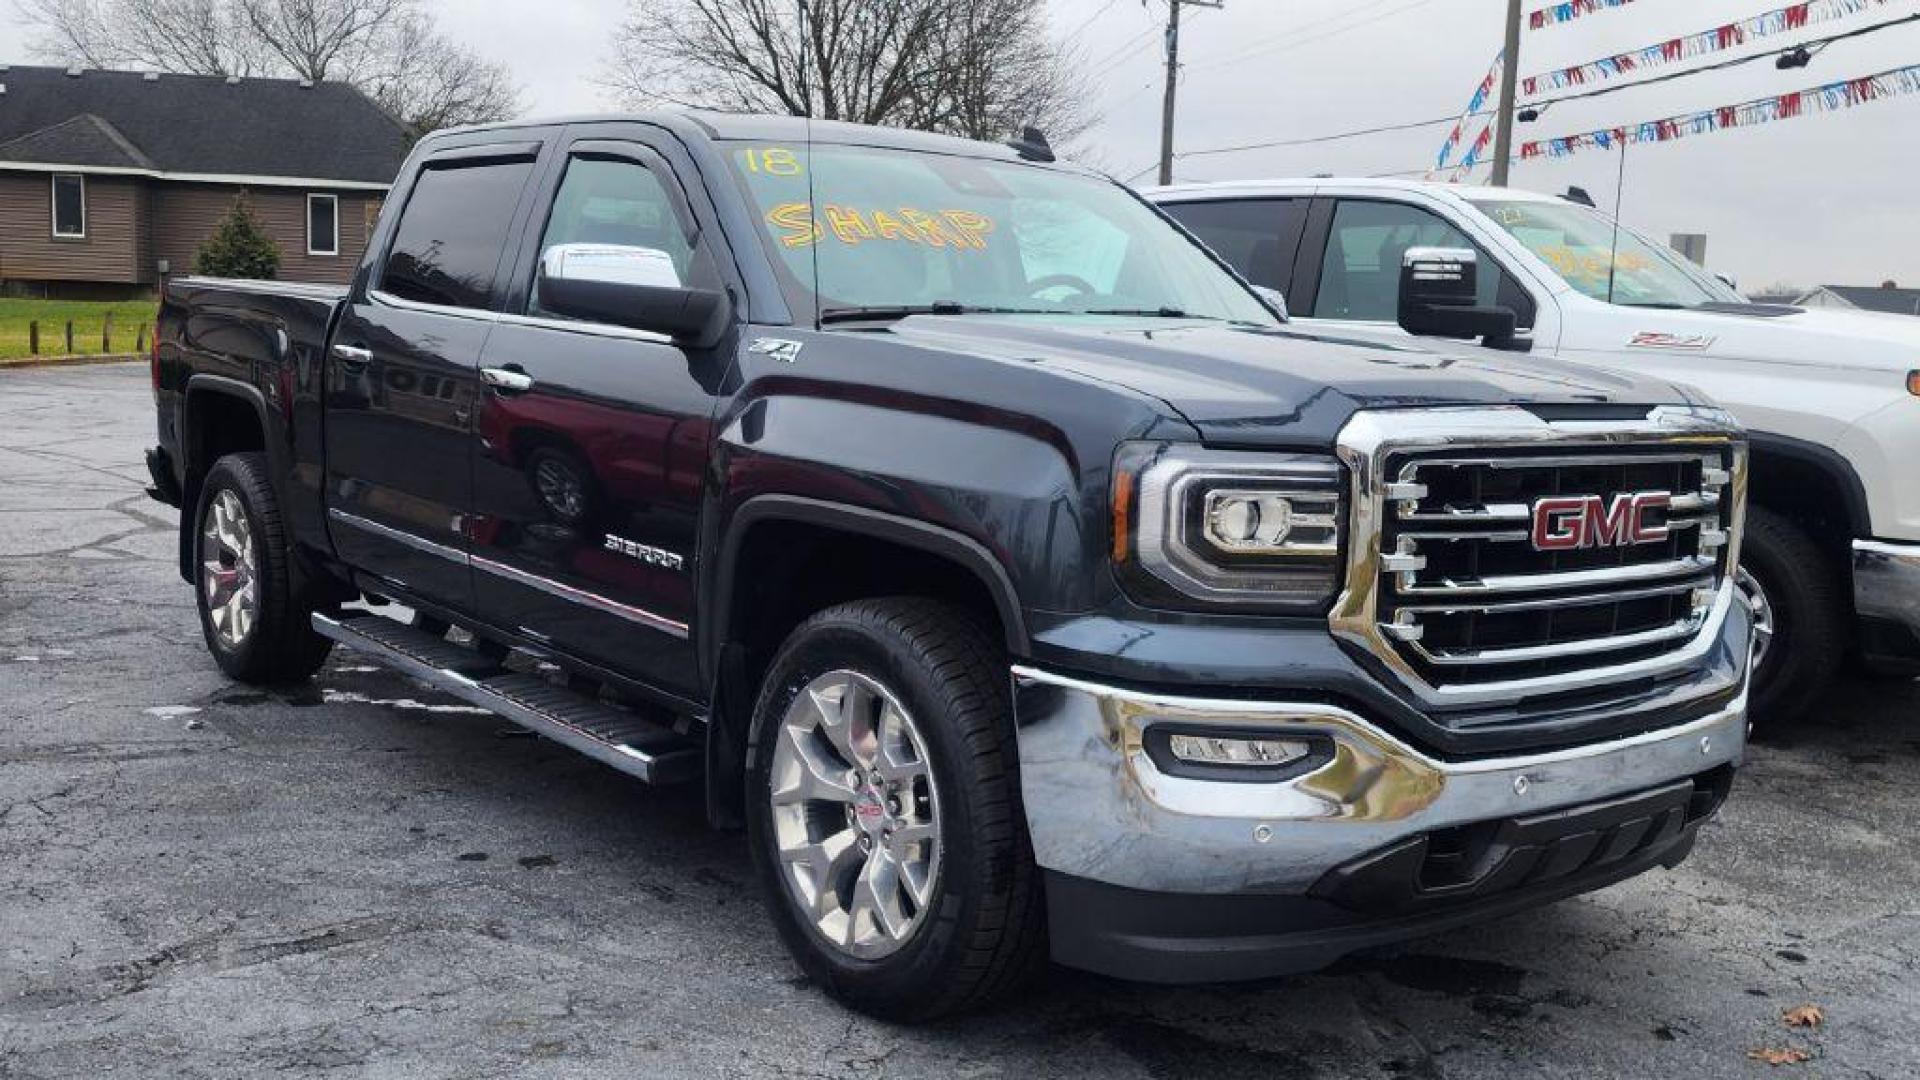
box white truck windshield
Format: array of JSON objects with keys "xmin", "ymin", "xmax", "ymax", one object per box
[
  {"xmin": 725, "ymin": 141, "xmax": 1278, "ymax": 326},
  {"xmin": 1475, "ymin": 199, "xmax": 1741, "ymax": 309}
]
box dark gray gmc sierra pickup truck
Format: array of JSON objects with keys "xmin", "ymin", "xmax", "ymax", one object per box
[{"xmin": 147, "ymin": 112, "xmax": 1753, "ymax": 1019}]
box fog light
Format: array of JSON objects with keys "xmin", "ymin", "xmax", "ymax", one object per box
[
  {"xmin": 1168, "ymin": 733, "xmax": 1312, "ymax": 767},
  {"xmin": 1145, "ymin": 726, "xmax": 1334, "ymax": 782}
]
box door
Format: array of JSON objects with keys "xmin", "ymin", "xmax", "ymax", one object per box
[
  {"xmin": 1292, "ymin": 197, "xmax": 1537, "ymax": 335},
  {"xmin": 467, "ymin": 129, "xmax": 735, "ymax": 698},
  {"xmin": 325, "ymin": 147, "xmax": 541, "ymax": 610}
]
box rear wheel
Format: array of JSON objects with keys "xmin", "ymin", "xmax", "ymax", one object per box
[
  {"xmin": 745, "ymin": 598, "xmax": 1044, "ymax": 1019},
  {"xmin": 1740, "ymin": 507, "xmax": 1845, "ymax": 723},
  {"xmin": 193, "ymin": 453, "xmax": 332, "ymax": 684}
]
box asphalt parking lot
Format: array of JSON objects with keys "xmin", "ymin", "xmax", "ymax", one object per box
[{"xmin": 2, "ymin": 361, "xmax": 1917, "ymax": 1079}]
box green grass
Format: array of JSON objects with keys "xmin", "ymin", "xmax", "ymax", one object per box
[{"xmin": 0, "ymin": 298, "xmax": 159, "ymax": 362}]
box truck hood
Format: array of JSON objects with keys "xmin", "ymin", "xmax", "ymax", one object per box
[
  {"xmin": 884, "ymin": 316, "xmax": 1704, "ymax": 446},
  {"xmin": 1605, "ymin": 303, "xmax": 1920, "ymax": 375}
]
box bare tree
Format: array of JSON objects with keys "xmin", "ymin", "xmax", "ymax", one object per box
[
  {"xmin": 601, "ymin": 0, "xmax": 1090, "ymax": 147},
  {"xmin": 13, "ymin": 0, "xmax": 521, "ymax": 133}
]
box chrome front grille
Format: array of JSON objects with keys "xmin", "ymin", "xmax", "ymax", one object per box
[
  {"xmin": 1333, "ymin": 407, "xmax": 1748, "ymax": 708},
  {"xmin": 1381, "ymin": 450, "xmax": 1733, "ymax": 685}
]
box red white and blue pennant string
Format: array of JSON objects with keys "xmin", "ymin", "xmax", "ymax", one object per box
[
  {"xmin": 1519, "ymin": 63, "xmax": 1920, "ymax": 159},
  {"xmin": 1522, "ymin": 0, "xmax": 1889, "ymax": 96},
  {"xmin": 1431, "ymin": 50, "xmax": 1503, "ymax": 176},
  {"xmin": 1529, "ymin": 0, "xmax": 1640, "ymax": 31}
]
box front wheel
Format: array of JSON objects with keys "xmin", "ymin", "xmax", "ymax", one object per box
[
  {"xmin": 1739, "ymin": 507, "xmax": 1846, "ymax": 723},
  {"xmin": 745, "ymin": 598, "xmax": 1045, "ymax": 1019},
  {"xmin": 193, "ymin": 453, "xmax": 332, "ymax": 684}
]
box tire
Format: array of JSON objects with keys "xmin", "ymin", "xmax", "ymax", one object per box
[
  {"xmin": 745, "ymin": 598, "xmax": 1045, "ymax": 1020},
  {"xmin": 192, "ymin": 453, "xmax": 332, "ymax": 684},
  {"xmin": 1740, "ymin": 506, "xmax": 1847, "ymax": 723}
]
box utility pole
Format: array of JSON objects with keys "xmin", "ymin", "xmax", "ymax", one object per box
[
  {"xmin": 1157, "ymin": 0, "xmax": 1223, "ymax": 186},
  {"xmin": 1490, "ymin": 0, "xmax": 1523, "ymax": 186}
]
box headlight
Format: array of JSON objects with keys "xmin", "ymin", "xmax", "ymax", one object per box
[{"xmin": 1112, "ymin": 443, "xmax": 1346, "ymax": 611}]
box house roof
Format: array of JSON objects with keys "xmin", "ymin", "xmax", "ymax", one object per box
[
  {"xmin": 0, "ymin": 65, "xmax": 411, "ymax": 186},
  {"xmin": 1820, "ymin": 285, "xmax": 1920, "ymax": 316},
  {"xmin": 0, "ymin": 112, "xmax": 155, "ymax": 169}
]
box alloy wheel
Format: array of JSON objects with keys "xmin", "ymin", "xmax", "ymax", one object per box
[
  {"xmin": 767, "ymin": 670, "xmax": 942, "ymax": 960},
  {"xmin": 1736, "ymin": 566, "xmax": 1775, "ymax": 671},
  {"xmin": 201, "ymin": 489, "xmax": 260, "ymax": 649}
]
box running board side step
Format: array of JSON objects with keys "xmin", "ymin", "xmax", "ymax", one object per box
[{"xmin": 312, "ymin": 612, "xmax": 700, "ymax": 785}]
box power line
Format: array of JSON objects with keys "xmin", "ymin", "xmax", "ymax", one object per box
[
  {"xmin": 1521, "ymin": 10, "xmax": 1920, "ymax": 116},
  {"xmin": 1196, "ymin": 0, "xmax": 1440, "ymax": 72},
  {"xmin": 1180, "ymin": 110, "xmax": 1494, "ymax": 159},
  {"xmin": 1063, "ymin": 0, "xmax": 1126, "ymax": 41},
  {"xmin": 1174, "ymin": 9, "xmax": 1920, "ymax": 163}
]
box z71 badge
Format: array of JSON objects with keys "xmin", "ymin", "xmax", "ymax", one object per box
[
  {"xmin": 604, "ymin": 534, "xmax": 686, "ymax": 572},
  {"xmin": 1628, "ymin": 331, "xmax": 1716, "ymax": 351}
]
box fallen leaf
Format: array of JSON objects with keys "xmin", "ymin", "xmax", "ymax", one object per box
[
  {"xmin": 1748, "ymin": 1047, "xmax": 1813, "ymax": 1066},
  {"xmin": 1782, "ymin": 1005, "xmax": 1825, "ymax": 1029}
]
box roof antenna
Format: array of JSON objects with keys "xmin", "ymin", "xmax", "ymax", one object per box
[
  {"xmin": 1563, "ymin": 186, "xmax": 1596, "ymax": 207},
  {"xmin": 1008, "ymin": 126, "xmax": 1054, "ymax": 163},
  {"xmin": 1605, "ymin": 132, "xmax": 1628, "ymax": 306}
]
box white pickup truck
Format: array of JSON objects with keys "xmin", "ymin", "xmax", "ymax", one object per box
[{"xmin": 1147, "ymin": 178, "xmax": 1920, "ymax": 720}]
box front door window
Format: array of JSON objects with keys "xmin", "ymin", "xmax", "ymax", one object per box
[{"xmin": 1313, "ymin": 200, "xmax": 1501, "ymax": 322}]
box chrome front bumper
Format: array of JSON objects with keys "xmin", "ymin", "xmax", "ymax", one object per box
[
  {"xmin": 1011, "ymin": 666, "xmax": 1748, "ymax": 896},
  {"xmin": 1855, "ymin": 539, "xmax": 1920, "ymax": 642}
]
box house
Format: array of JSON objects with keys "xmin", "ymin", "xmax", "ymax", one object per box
[
  {"xmin": 1795, "ymin": 282, "xmax": 1920, "ymax": 317},
  {"xmin": 0, "ymin": 65, "xmax": 412, "ymax": 297}
]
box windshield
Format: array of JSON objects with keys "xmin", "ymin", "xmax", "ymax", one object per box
[
  {"xmin": 723, "ymin": 140, "xmax": 1277, "ymax": 326},
  {"xmin": 1475, "ymin": 199, "xmax": 1741, "ymax": 308}
]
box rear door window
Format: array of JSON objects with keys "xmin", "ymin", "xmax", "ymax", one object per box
[
  {"xmin": 1159, "ymin": 198, "xmax": 1305, "ymax": 292},
  {"xmin": 380, "ymin": 159, "xmax": 537, "ymax": 310}
]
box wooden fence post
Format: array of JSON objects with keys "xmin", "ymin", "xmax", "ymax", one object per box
[
  {"xmin": 65, "ymin": 321, "xmax": 74, "ymax": 354},
  {"xmin": 29, "ymin": 321, "xmax": 39, "ymax": 355},
  {"xmin": 103, "ymin": 311, "xmax": 115, "ymax": 352},
  {"xmin": 136, "ymin": 324, "xmax": 148, "ymax": 354}
]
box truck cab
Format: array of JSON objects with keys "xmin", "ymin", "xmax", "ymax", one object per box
[{"xmin": 1149, "ymin": 178, "xmax": 1920, "ymax": 720}]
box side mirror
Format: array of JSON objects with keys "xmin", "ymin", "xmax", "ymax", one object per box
[
  {"xmin": 537, "ymin": 243, "xmax": 729, "ymax": 345},
  {"xmin": 1252, "ymin": 285, "xmax": 1290, "ymax": 320},
  {"xmin": 1397, "ymin": 247, "xmax": 1517, "ymax": 346}
]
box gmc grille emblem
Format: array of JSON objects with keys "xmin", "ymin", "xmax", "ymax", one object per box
[{"xmin": 1531, "ymin": 493, "xmax": 1671, "ymax": 551}]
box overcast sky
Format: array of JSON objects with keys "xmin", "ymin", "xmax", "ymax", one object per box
[{"xmin": 4, "ymin": 0, "xmax": 1916, "ymax": 290}]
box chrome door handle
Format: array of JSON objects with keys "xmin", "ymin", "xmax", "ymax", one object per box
[
  {"xmin": 481, "ymin": 366, "xmax": 534, "ymax": 394},
  {"xmin": 332, "ymin": 344, "xmax": 373, "ymax": 371}
]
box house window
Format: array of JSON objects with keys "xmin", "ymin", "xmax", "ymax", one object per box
[
  {"xmin": 52, "ymin": 174, "xmax": 86, "ymax": 238},
  {"xmin": 307, "ymin": 194, "xmax": 339, "ymax": 256}
]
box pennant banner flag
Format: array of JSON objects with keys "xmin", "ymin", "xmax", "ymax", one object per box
[
  {"xmin": 1431, "ymin": 50, "xmax": 1504, "ymax": 176},
  {"xmin": 1518, "ymin": 63, "xmax": 1920, "ymax": 160},
  {"xmin": 1458, "ymin": 124, "xmax": 1497, "ymax": 171},
  {"xmin": 1523, "ymin": 0, "xmax": 1888, "ymax": 96},
  {"xmin": 1529, "ymin": 0, "xmax": 1640, "ymax": 31}
]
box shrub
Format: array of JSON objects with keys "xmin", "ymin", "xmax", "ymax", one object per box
[{"xmin": 194, "ymin": 193, "xmax": 281, "ymax": 279}]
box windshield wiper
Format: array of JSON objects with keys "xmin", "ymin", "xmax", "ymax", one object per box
[
  {"xmin": 818, "ymin": 303, "xmax": 1053, "ymax": 324},
  {"xmin": 1078, "ymin": 306, "xmax": 1197, "ymax": 318},
  {"xmin": 1616, "ymin": 302, "xmax": 1690, "ymax": 310}
]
